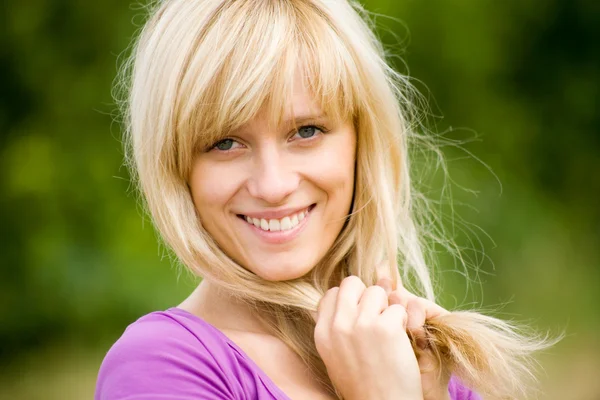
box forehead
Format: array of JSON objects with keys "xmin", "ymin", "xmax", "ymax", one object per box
[
  {"xmin": 241, "ymin": 70, "xmax": 326, "ymax": 130},
  {"xmin": 175, "ymin": 0, "xmax": 361, "ymax": 166},
  {"xmin": 288, "ymin": 70, "xmax": 322, "ymax": 117}
]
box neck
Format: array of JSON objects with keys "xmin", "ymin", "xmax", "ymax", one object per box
[{"xmin": 178, "ymin": 278, "xmax": 272, "ymax": 335}]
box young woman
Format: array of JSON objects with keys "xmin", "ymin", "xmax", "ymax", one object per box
[{"xmin": 96, "ymin": 1, "xmax": 548, "ymax": 399}]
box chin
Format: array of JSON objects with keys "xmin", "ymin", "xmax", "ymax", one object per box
[{"xmin": 248, "ymin": 258, "xmax": 315, "ymax": 282}]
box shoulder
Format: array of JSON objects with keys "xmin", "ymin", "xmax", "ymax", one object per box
[
  {"xmin": 448, "ymin": 376, "xmax": 481, "ymax": 400},
  {"xmin": 95, "ymin": 308, "xmax": 246, "ymax": 400}
]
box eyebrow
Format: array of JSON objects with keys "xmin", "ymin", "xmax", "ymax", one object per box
[
  {"xmin": 282, "ymin": 113, "xmax": 328, "ymax": 127},
  {"xmin": 230, "ymin": 113, "xmax": 330, "ymax": 137}
]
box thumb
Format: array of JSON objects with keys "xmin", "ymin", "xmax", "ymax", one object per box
[
  {"xmin": 375, "ymin": 277, "xmax": 393, "ymax": 296},
  {"xmin": 375, "ymin": 259, "xmax": 403, "ymax": 292}
]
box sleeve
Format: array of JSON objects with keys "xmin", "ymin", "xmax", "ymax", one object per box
[
  {"xmin": 448, "ymin": 376, "xmax": 481, "ymax": 400},
  {"xmin": 95, "ymin": 316, "xmax": 240, "ymax": 400}
]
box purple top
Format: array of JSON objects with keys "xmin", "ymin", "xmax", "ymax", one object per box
[{"xmin": 96, "ymin": 307, "xmax": 479, "ymax": 399}]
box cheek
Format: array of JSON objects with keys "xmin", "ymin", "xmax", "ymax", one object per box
[
  {"xmin": 315, "ymin": 158, "xmax": 354, "ymax": 202},
  {"xmin": 308, "ymin": 132, "xmax": 356, "ymax": 204},
  {"xmin": 189, "ymin": 159, "xmax": 243, "ymax": 220}
]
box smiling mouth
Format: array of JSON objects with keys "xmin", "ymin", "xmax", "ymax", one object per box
[{"xmin": 237, "ymin": 204, "xmax": 316, "ymax": 232}]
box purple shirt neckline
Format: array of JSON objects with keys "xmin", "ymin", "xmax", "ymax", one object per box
[
  {"xmin": 166, "ymin": 307, "xmax": 292, "ymax": 399},
  {"xmin": 96, "ymin": 307, "xmax": 478, "ymax": 399}
]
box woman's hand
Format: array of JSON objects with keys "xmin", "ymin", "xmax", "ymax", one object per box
[
  {"xmin": 376, "ymin": 277, "xmax": 451, "ymax": 400},
  {"xmin": 314, "ymin": 276, "xmax": 424, "ymax": 400}
]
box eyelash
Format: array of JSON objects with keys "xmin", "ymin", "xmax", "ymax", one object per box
[{"xmin": 209, "ymin": 125, "xmax": 327, "ymax": 152}]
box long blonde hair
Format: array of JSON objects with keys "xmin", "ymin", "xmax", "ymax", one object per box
[{"xmin": 117, "ymin": 0, "xmax": 552, "ymax": 398}]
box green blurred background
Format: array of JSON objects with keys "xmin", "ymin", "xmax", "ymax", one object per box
[{"xmin": 1, "ymin": 0, "xmax": 598, "ymax": 398}]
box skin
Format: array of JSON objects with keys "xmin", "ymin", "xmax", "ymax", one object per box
[
  {"xmin": 181, "ymin": 72, "xmax": 451, "ymax": 400},
  {"xmin": 188, "ymin": 73, "xmax": 356, "ymax": 282},
  {"xmin": 375, "ymin": 274, "xmax": 452, "ymax": 400},
  {"xmin": 315, "ymin": 276, "xmax": 423, "ymax": 400}
]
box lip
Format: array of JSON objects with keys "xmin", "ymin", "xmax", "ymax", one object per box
[
  {"xmin": 239, "ymin": 205, "xmax": 312, "ymax": 220},
  {"xmin": 239, "ymin": 204, "xmax": 315, "ymax": 245}
]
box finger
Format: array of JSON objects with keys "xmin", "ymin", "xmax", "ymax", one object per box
[
  {"xmin": 418, "ymin": 349, "xmax": 452, "ymax": 399},
  {"xmin": 379, "ymin": 303, "xmax": 408, "ymax": 331},
  {"xmin": 389, "ymin": 289, "xmax": 425, "ymax": 344},
  {"xmin": 357, "ymin": 285, "xmax": 388, "ymax": 318},
  {"xmin": 335, "ymin": 276, "xmax": 366, "ymax": 319},
  {"xmin": 316, "ymin": 287, "xmax": 339, "ymax": 323},
  {"xmin": 406, "ymin": 297, "xmax": 428, "ymax": 349},
  {"xmin": 375, "ymin": 260, "xmax": 403, "ymax": 291},
  {"xmin": 389, "ymin": 290, "xmax": 449, "ymax": 349},
  {"xmin": 375, "ymin": 278, "xmax": 393, "ymax": 296},
  {"xmin": 389, "ymin": 289, "xmax": 449, "ymax": 322},
  {"xmin": 406, "ymin": 297, "xmax": 427, "ymax": 333},
  {"xmin": 388, "ymin": 287, "xmax": 410, "ymax": 309},
  {"xmin": 416, "ymin": 296, "xmax": 449, "ymax": 322}
]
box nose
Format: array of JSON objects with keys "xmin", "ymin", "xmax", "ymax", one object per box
[{"xmin": 247, "ymin": 144, "xmax": 299, "ymax": 205}]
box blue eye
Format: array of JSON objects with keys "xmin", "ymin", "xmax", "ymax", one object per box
[
  {"xmin": 212, "ymin": 138, "xmax": 240, "ymax": 151},
  {"xmin": 215, "ymin": 139, "xmax": 233, "ymax": 150},
  {"xmin": 295, "ymin": 125, "xmax": 321, "ymax": 139}
]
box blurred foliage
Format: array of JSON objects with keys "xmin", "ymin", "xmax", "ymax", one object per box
[{"xmin": 0, "ymin": 0, "xmax": 598, "ymax": 398}]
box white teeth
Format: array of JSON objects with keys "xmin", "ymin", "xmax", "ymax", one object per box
[
  {"xmin": 260, "ymin": 219, "xmax": 269, "ymax": 231},
  {"xmin": 280, "ymin": 216, "xmax": 292, "ymax": 230},
  {"xmin": 244, "ymin": 207, "xmax": 311, "ymax": 232},
  {"xmin": 269, "ymin": 219, "xmax": 281, "ymax": 231}
]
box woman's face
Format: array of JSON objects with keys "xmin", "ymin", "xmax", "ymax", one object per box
[{"xmin": 189, "ymin": 78, "xmax": 356, "ymax": 281}]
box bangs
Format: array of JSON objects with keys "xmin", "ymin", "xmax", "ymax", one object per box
[{"xmin": 174, "ymin": 0, "xmax": 360, "ymax": 170}]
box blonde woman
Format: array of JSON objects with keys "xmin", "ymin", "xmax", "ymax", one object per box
[{"xmin": 96, "ymin": 1, "xmax": 549, "ymax": 399}]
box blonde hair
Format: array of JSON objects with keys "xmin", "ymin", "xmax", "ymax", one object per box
[{"xmin": 117, "ymin": 0, "xmax": 552, "ymax": 398}]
